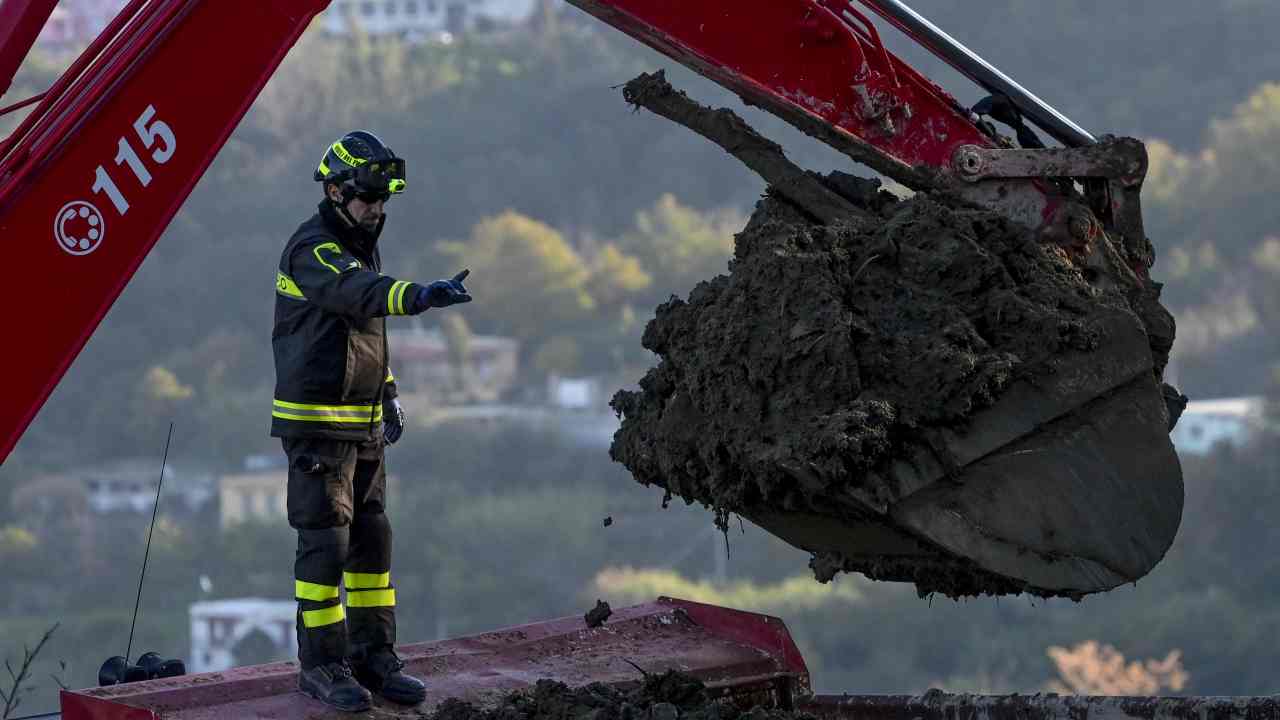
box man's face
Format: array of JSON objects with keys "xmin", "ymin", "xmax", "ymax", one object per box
[
  {"xmin": 346, "ymin": 195, "xmax": 385, "ymax": 232},
  {"xmin": 328, "ymin": 183, "xmax": 385, "ymax": 232}
]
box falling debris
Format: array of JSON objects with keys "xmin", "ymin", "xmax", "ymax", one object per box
[{"xmin": 585, "ymin": 600, "xmax": 613, "ymax": 628}]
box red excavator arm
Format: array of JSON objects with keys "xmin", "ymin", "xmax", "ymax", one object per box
[{"xmin": 0, "ymin": 0, "xmax": 329, "ymax": 461}]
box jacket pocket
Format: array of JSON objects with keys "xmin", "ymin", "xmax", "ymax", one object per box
[{"xmin": 342, "ymin": 326, "xmax": 383, "ymax": 401}]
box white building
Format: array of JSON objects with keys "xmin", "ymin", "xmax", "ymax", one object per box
[
  {"xmin": 547, "ymin": 374, "xmax": 605, "ymax": 410},
  {"xmin": 219, "ymin": 468, "xmax": 288, "ymax": 530},
  {"xmin": 320, "ymin": 0, "xmax": 535, "ymax": 38},
  {"xmin": 72, "ymin": 458, "xmax": 214, "ymax": 514},
  {"xmin": 1170, "ymin": 396, "xmax": 1265, "ymax": 456},
  {"xmin": 189, "ymin": 599, "xmax": 296, "ymax": 672}
]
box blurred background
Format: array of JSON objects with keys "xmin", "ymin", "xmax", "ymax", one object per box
[{"xmin": 2, "ymin": 0, "xmax": 1278, "ymax": 713}]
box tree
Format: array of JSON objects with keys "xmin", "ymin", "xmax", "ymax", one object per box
[
  {"xmin": 437, "ymin": 211, "xmax": 595, "ymax": 341},
  {"xmin": 585, "ymin": 243, "xmax": 651, "ymax": 307},
  {"xmin": 614, "ymin": 194, "xmax": 742, "ymax": 304}
]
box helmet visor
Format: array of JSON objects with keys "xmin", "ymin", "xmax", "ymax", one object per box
[{"xmin": 352, "ymin": 157, "xmax": 406, "ymax": 195}]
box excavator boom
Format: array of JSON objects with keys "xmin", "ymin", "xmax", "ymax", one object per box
[{"xmin": 0, "ymin": 0, "xmax": 328, "ymax": 461}]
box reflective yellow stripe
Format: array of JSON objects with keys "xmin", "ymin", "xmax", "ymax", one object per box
[
  {"xmin": 276, "ymin": 271, "xmax": 305, "ymax": 299},
  {"xmin": 395, "ymin": 281, "xmax": 411, "ymax": 315},
  {"xmin": 387, "ymin": 280, "xmax": 408, "ymax": 315},
  {"xmin": 296, "ymin": 580, "xmax": 340, "ymax": 601},
  {"xmin": 274, "ymin": 400, "xmax": 377, "ymax": 411},
  {"xmin": 386, "ymin": 369, "xmax": 395, "ymax": 383},
  {"xmin": 317, "ymin": 158, "xmax": 331, "ymax": 178},
  {"xmin": 313, "ymin": 242, "xmax": 345, "ymax": 274},
  {"xmin": 272, "ymin": 411, "xmax": 382, "ymax": 424},
  {"xmin": 302, "ymin": 604, "xmax": 345, "ymax": 628},
  {"xmin": 344, "ymin": 571, "xmax": 390, "ymax": 589},
  {"xmin": 272, "ymin": 399, "xmax": 382, "ymax": 424},
  {"xmin": 332, "ymin": 141, "xmax": 367, "ymax": 168},
  {"xmin": 347, "ymin": 588, "xmax": 396, "ymax": 608}
]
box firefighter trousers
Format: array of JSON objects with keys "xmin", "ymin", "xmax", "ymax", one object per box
[{"xmin": 282, "ymin": 437, "xmax": 396, "ymax": 670}]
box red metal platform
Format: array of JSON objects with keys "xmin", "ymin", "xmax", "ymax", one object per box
[{"xmin": 59, "ymin": 597, "xmax": 809, "ymax": 719}]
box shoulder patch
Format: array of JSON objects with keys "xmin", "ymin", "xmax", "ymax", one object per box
[{"xmin": 312, "ymin": 241, "xmax": 359, "ymax": 274}]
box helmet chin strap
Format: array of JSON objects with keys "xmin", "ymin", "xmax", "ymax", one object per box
[
  {"xmin": 327, "ymin": 187, "xmax": 384, "ymax": 247},
  {"xmin": 329, "ymin": 183, "xmax": 363, "ymax": 228}
]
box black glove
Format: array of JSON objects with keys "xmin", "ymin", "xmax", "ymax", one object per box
[
  {"xmin": 383, "ymin": 397, "xmax": 405, "ymax": 444},
  {"xmin": 409, "ymin": 269, "xmax": 472, "ymax": 314}
]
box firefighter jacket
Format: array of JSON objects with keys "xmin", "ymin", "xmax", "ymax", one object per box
[{"xmin": 271, "ymin": 201, "xmax": 423, "ymax": 441}]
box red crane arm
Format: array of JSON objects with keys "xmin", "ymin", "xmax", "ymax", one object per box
[{"xmin": 0, "ymin": 0, "xmax": 328, "ymax": 461}]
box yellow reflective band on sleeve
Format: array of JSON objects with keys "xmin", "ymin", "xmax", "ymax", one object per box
[
  {"xmin": 386, "ymin": 369, "xmax": 395, "ymax": 383},
  {"xmin": 302, "ymin": 604, "xmax": 345, "ymax": 628},
  {"xmin": 272, "ymin": 399, "xmax": 382, "ymax": 424},
  {"xmin": 344, "ymin": 571, "xmax": 390, "ymax": 589},
  {"xmin": 332, "ymin": 141, "xmax": 368, "ymax": 168},
  {"xmin": 395, "ymin": 281, "xmax": 411, "ymax": 315},
  {"xmin": 276, "ymin": 271, "xmax": 306, "ymax": 300},
  {"xmin": 296, "ymin": 580, "xmax": 340, "ymax": 601},
  {"xmin": 386, "ymin": 280, "xmax": 409, "ymax": 315},
  {"xmin": 314, "ymin": 242, "xmax": 346, "ymax": 274},
  {"xmin": 346, "ymin": 588, "xmax": 396, "ymax": 608}
]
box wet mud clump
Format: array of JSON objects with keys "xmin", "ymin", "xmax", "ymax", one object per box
[
  {"xmin": 610, "ymin": 178, "xmax": 1184, "ymax": 600},
  {"xmin": 430, "ymin": 670, "xmax": 811, "ymax": 720}
]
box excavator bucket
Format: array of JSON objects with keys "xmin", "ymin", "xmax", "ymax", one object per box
[
  {"xmin": 612, "ymin": 188, "xmax": 1184, "ymax": 597},
  {"xmin": 609, "ymin": 176, "xmax": 1185, "ymax": 598},
  {"xmin": 574, "ymin": 0, "xmax": 1185, "ymax": 599}
]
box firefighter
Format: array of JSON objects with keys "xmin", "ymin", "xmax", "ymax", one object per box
[{"xmin": 272, "ymin": 130, "xmax": 471, "ymax": 712}]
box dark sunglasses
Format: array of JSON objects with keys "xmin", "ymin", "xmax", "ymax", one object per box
[{"xmin": 354, "ymin": 189, "xmax": 391, "ymax": 203}]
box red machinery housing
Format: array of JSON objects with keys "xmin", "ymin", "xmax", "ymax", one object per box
[{"xmin": 58, "ymin": 598, "xmax": 1279, "ymax": 719}]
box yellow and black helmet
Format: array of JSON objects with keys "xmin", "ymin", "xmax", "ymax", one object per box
[{"xmin": 314, "ymin": 130, "xmax": 406, "ymax": 199}]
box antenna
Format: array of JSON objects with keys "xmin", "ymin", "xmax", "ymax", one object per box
[{"xmin": 125, "ymin": 422, "xmax": 173, "ymax": 663}]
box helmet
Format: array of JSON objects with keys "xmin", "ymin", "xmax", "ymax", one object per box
[{"xmin": 314, "ymin": 130, "xmax": 406, "ymax": 199}]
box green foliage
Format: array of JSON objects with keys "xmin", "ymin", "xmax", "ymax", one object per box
[
  {"xmin": 594, "ymin": 567, "xmax": 863, "ymax": 612},
  {"xmin": 439, "ymin": 211, "xmax": 595, "ymax": 340},
  {"xmin": 614, "ymin": 194, "xmax": 742, "ymax": 304}
]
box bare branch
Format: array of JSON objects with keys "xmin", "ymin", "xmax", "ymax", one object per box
[{"xmin": 1, "ymin": 623, "xmax": 60, "ymax": 720}]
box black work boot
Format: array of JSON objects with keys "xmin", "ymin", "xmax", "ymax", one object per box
[
  {"xmin": 299, "ymin": 660, "xmax": 372, "ymax": 712},
  {"xmin": 351, "ymin": 645, "xmax": 426, "ymax": 705}
]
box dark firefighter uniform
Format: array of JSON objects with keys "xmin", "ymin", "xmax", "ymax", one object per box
[{"xmin": 271, "ymin": 198, "xmax": 422, "ymax": 670}]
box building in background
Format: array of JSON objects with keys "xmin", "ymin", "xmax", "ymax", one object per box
[
  {"xmin": 319, "ymin": 0, "xmax": 536, "ymax": 39},
  {"xmin": 389, "ymin": 324, "xmax": 519, "ymax": 405},
  {"xmin": 54, "ymin": 457, "xmax": 215, "ymax": 515},
  {"xmin": 1170, "ymin": 396, "xmax": 1266, "ymax": 456},
  {"xmin": 189, "ymin": 599, "xmax": 296, "ymax": 672},
  {"xmin": 547, "ymin": 374, "xmax": 604, "ymax": 410},
  {"xmin": 219, "ymin": 466, "xmax": 288, "ymax": 530}
]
